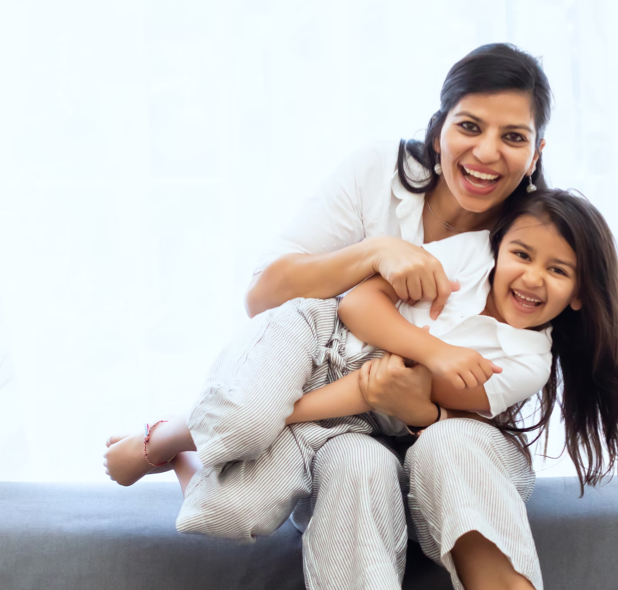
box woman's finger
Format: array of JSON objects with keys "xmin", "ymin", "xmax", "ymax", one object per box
[
  {"xmin": 419, "ymin": 273, "xmax": 437, "ymax": 303},
  {"xmin": 359, "ymin": 361, "xmax": 370, "ymax": 396},
  {"xmin": 406, "ymin": 275, "xmax": 423, "ymax": 302},
  {"xmin": 430, "ymin": 269, "xmax": 454, "ymax": 320},
  {"xmin": 391, "ymin": 275, "xmax": 411, "ymax": 302}
]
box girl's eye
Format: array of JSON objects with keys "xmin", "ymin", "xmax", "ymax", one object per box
[
  {"xmin": 459, "ymin": 121, "xmax": 479, "ymax": 132},
  {"xmin": 505, "ymin": 132, "xmax": 526, "ymax": 143},
  {"xmin": 514, "ymin": 251, "xmax": 530, "ymax": 260},
  {"xmin": 550, "ymin": 266, "xmax": 567, "ymax": 276}
]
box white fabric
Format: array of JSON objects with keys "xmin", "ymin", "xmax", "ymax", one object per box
[
  {"xmin": 345, "ymin": 230, "xmax": 552, "ymax": 433},
  {"xmin": 253, "ymin": 140, "xmax": 427, "ymax": 273}
]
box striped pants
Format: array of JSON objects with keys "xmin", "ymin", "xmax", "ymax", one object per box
[{"xmin": 176, "ymin": 298, "xmax": 543, "ymax": 590}]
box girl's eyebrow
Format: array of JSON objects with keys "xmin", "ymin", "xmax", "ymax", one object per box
[
  {"xmin": 454, "ymin": 110, "xmax": 534, "ymax": 133},
  {"xmin": 509, "ymin": 239, "xmax": 576, "ymax": 269}
]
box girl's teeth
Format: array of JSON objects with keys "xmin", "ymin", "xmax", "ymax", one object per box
[{"xmin": 513, "ymin": 290, "xmax": 541, "ymax": 306}]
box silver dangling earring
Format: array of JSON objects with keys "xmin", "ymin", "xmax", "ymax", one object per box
[
  {"xmin": 434, "ymin": 155, "xmax": 442, "ymax": 176},
  {"xmin": 526, "ymin": 174, "xmax": 537, "ymax": 193}
]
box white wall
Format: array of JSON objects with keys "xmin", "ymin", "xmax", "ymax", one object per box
[{"xmin": 1, "ymin": 0, "xmax": 617, "ymax": 482}]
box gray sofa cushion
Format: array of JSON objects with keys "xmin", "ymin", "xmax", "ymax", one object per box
[{"xmin": 0, "ymin": 477, "xmax": 616, "ymax": 589}]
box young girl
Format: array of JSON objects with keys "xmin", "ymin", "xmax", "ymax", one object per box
[{"xmin": 105, "ymin": 188, "xmax": 618, "ymax": 520}]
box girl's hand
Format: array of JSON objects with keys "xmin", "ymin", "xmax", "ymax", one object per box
[
  {"xmin": 371, "ymin": 236, "xmax": 459, "ymax": 319},
  {"xmin": 425, "ymin": 343, "xmax": 502, "ymax": 390},
  {"xmin": 358, "ymin": 353, "xmax": 438, "ymax": 426}
]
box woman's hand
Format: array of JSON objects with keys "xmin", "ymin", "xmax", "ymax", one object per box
[
  {"xmin": 371, "ymin": 237, "xmax": 458, "ymax": 319},
  {"xmin": 424, "ymin": 343, "xmax": 502, "ymax": 390},
  {"xmin": 358, "ymin": 352, "xmax": 438, "ymax": 427}
]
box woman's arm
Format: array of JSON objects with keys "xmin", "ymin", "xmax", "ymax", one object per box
[
  {"xmin": 245, "ymin": 237, "xmax": 455, "ymax": 318},
  {"xmin": 246, "ymin": 239, "xmax": 377, "ymax": 318}
]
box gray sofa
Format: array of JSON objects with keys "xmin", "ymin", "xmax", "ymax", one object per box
[{"xmin": 1, "ymin": 477, "xmax": 616, "ymax": 590}]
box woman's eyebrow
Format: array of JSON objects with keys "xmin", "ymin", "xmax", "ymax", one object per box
[
  {"xmin": 509, "ymin": 239, "xmax": 576, "ymax": 269},
  {"xmin": 454, "ymin": 111, "xmax": 534, "ymax": 133}
]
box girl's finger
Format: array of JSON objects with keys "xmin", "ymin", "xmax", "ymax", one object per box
[
  {"xmin": 471, "ymin": 366, "xmax": 488, "ymax": 385},
  {"xmin": 490, "ymin": 361, "xmax": 503, "ymax": 374},
  {"xmin": 462, "ymin": 370, "xmax": 479, "ymax": 388},
  {"xmin": 451, "ymin": 374, "xmax": 467, "ymax": 390}
]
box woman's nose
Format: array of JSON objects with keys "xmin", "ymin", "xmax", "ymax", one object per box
[{"xmin": 473, "ymin": 134, "xmax": 500, "ymax": 163}]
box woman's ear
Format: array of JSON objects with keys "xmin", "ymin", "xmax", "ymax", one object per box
[
  {"xmin": 433, "ymin": 137, "xmax": 441, "ymax": 154},
  {"xmin": 570, "ymin": 296, "xmax": 583, "ymax": 311},
  {"xmin": 527, "ymin": 138, "xmax": 546, "ymax": 176}
]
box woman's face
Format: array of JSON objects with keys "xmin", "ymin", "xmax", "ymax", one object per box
[{"xmin": 436, "ymin": 91, "xmax": 545, "ymax": 213}]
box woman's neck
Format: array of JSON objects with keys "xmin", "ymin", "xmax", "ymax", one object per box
[{"xmin": 424, "ymin": 179, "xmax": 500, "ymax": 238}]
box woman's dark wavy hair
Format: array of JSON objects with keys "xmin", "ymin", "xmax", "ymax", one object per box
[
  {"xmin": 397, "ymin": 43, "xmax": 552, "ymax": 198},
  {"xmin": 489, "ymin": 189, "xmax": 618, "ymax": 495}
]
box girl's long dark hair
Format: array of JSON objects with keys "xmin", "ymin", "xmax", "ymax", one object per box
[
  {"xmin": 489, "ymin": 189, "xmax": 618, "ymax": 495},
  {"xmin": 397, "ymin": 43, "xmax": 552, "ymax": 198}
]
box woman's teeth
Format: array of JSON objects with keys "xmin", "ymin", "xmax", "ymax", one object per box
[
  {"xmin": 512, "ymin": 289, "xmax": 542, "ymax": 307},
  {"xmin": 461, "ymin": 165, "xmax": 500, "ymax": 187}
]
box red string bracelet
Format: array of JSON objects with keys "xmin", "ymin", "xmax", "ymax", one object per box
[{"xmin": 143, "ymin": 420, "xmax": 170, "ymax": 467}]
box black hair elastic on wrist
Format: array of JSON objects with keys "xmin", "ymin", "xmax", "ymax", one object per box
[{"xmin": 406, "ymin": 402, "xmax": 441, "ymax": 434}]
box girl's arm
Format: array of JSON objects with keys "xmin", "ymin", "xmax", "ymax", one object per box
[
  {"xmin": 337, "ymin": 274, "xmax": 440, "ymax": 364},
  {"xmin": 285, "ymin": 358, "xmax": 491, "ymax": 427},
  {"xmin": 285, "ymin": 371, "xmax": 371, "ymax": 425}
]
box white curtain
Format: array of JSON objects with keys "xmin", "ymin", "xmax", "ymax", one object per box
[{"xmin": 1, "ymin": 0, "xmax": 617, "ymax": 482}]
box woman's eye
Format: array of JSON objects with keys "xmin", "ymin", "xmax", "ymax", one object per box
[
  {"xmin": 505, "ymin": 132, "xmax": 526, "ymax": 143},
  {"xmin": 459, "ymin": 121, "xmax": 479, "ymax": 132}
]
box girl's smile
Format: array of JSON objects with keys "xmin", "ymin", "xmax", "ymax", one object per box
[{"xmin": 485, "ymin": 215, "xmax": 582, "ymax": 329}]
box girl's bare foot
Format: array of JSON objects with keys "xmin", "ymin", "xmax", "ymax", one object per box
[{"xmin": 103, "ymin": 416, "xmax": 196, "ymax": 486}]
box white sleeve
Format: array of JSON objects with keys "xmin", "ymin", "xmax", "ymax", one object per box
[
  {"xmin": 253, "ymin": 144, "xmax": 386, "ymax": 274},
  {"xmin": 479, "ymin": 352, "xmax": 552, "ymax": 418}
]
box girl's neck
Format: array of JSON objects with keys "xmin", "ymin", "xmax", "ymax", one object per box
[{"xmin": 481, "ymin": 290, "xmax": 503, "ymax": 323}]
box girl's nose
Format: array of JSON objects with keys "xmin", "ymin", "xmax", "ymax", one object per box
[{"xmin": 522, "ymin": 267, "xmax": 544, "ymax": 286}]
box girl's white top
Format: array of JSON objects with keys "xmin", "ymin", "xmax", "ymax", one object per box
[
  {"xmin": 254, "ymin": 141, "xmax": 552, "ymax": 434},
  {"xmin": 345, "ymin": 230, "xmax": 552, "ymax": 435}
]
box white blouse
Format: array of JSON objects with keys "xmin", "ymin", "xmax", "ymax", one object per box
[
  {"xmin": 253, "ymin": 141, "xmax": 552, "ymax": 427},
  {"xmin": 254, "ymin": 140, "xmax": 426, "ymax": 273}
]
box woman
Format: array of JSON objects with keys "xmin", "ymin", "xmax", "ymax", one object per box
[{"xmin": 243, "ymin": 43, "xmax": 551, "ymax": 590}]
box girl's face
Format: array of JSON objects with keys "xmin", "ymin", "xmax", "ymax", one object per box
[
  {"xmin": 437, "ymin": 92, "xmax": 545, "ymax": 213},
  {"xmin": 487, "ymin": 215, "xmax": 582, "ymax": 330}
]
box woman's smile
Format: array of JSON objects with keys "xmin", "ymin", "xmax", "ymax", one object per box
[
  {"xmin": 432, "ymin": 92, "xmax": 544, "ymax": 217},
  {"xmin": 458, "ymin": 163, "xmax": 502, "ymax": 195}
]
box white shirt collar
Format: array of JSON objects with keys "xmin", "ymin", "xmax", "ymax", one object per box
[
  {"xmin": 494, "ymin": 320, "xmax": 553, "ymax": 356},
  {"xmin": 391, "ymin": 155, "xmax": 428, "ymax": 246}
]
